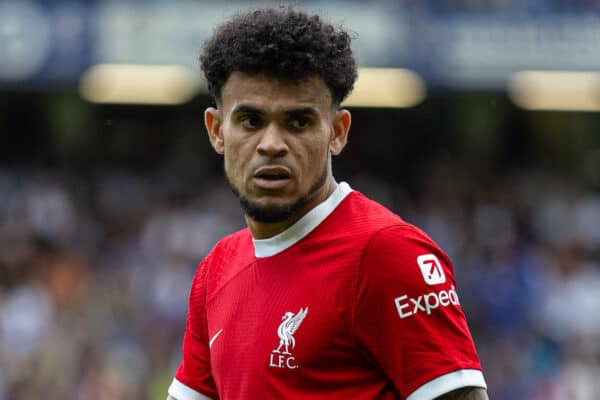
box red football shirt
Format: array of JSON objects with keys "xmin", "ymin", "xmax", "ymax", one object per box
[{"xmin": 169, "ymin": 182, "xmax": 486, "ymax": 400}]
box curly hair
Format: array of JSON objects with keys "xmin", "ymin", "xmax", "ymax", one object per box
[{"xmin": 200, "ymin": 7, "xmax": 357, "ymax": 106}]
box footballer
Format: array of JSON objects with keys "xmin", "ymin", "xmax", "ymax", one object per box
[{"xmin": 167, "ymin": 7, "xmax": 488, "ymax": 400}]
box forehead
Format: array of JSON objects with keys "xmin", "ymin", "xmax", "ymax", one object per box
[{"xmin": 219, "ymin": 72, "xmax": 333, "ymax": 112}]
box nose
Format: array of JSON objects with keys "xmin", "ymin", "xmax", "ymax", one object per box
[{"xmin": 256, "ymin": 123, "xmax": 288, "ymax": 157}]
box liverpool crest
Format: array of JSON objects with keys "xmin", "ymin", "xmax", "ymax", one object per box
[{"xmin": 269, "ymin": 307, "xmax": 308, "ymax": 369}]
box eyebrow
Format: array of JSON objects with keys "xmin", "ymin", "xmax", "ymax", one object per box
[
  {"xmin": 231, "ymin": 105, "xmax": 264, "ymax": 115},
  {"xmin": 231, "ymin": 105, "xmax": 320, "ymax": 117},
  {"xmin": 285, "ymin": 107, "xmax": 320, "ymax": 118}
]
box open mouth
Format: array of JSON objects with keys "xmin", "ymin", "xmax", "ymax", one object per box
[
  {"xmin": 253, "ymin": 166, "xmax": 292, "ymax": 188},
  {"xmin": 254, "ymin": 166, "xmax": 291, "ymax": 179},
  {"xmin": 256, "ymin": 173, "xmax": 288, "ymax": 180}
]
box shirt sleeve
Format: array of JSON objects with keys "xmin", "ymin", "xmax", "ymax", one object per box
[
  {"xmin": 170, "ymin": 258, "xmax": 219, "ymax": 400},
  {"xmin": 354, "ymin": 225, "xmax": 486, "ymax": 400}
]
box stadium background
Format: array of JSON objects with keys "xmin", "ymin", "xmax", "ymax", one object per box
[{"xmin": 2, "ymin": 1, "xmax": 600, "ymax": 399}]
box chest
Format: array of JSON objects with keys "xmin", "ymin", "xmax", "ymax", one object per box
[{"xmin": 205, "ymin": 257, "xmax": 362, "ymax": 392}]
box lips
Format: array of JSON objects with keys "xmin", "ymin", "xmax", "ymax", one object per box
[
  {"xmin": 253, "ymin": 166, "xmax": 292, "ymax": 189},
  {"xmin": 254, "ymin": 166, "xmax": 291, "ymax": 179}
]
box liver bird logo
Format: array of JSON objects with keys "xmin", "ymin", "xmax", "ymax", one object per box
[{"xmin": 274, "ymin": 307, "xmax": 308, "ymax": 355}]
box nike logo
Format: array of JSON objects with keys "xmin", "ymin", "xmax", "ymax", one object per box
[{"xmin": 209, "ymin": 329, "xmax": 223, "ymax": 348}]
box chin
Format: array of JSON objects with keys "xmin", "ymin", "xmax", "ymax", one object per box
[{"xmin": 241, "ymin": 199, "xmax": 299, "ymax": 223}]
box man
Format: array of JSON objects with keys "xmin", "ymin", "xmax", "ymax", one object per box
[{"xmin": 168, "ymin": 7, "xmax": 488, "ymax": 400}]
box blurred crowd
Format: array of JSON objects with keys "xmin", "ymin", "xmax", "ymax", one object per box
[{"xmin": 1, "ymin": 164, "xmax": 600, "ymax": 399}]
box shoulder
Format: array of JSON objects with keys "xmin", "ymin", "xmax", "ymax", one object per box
[
  {"xmin": 327, "ymin": 190, "xmax": 453, "ymax": 282},
  {"xmin": 342, "ymin": 189, "xmax": 448, "ymax": 263},
  {"xmin": 339, "ymin": 190, "xmax": 405, "ymax": 227},
  {"xmin": 366, "ymin": 222, "xmax": 447, "ymax": 260},
  {"xmin": 191, "ymin": 227, "xmax": 254, "ymax": 290},
  {"xmin": 208, "ymin": 227, "xmax": 253, "ymax": 262},
  {"xmin": 323, "ymin": 190, "xmax": 409, "ymax": 242},
  {"xmin": 192, "ymin": 227, "xmax": 253, "ymax": 271},
  {"xmin": 358, "ymin": 221, "xmax": 455, "ymax": 292}
]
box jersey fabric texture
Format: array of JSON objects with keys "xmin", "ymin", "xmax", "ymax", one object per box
[{"xmin": 169, "ymin": 182, "xmax": 486, "ymax": 400}]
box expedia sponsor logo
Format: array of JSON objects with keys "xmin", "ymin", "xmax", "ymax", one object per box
[
  {"xmin": 417, "ymin": 254, "xmax": 446, "ymax": 285},
  {"xmin": 394, "ymin": 285, "xmax": 460, "ymax": 319}
]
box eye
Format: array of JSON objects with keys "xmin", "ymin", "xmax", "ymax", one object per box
[
  {"xmin": 240, "ymin": 114, "xmax": 263, "ymax": 129},
  {"xmin": 288, "ymin": 116, "xmax": 310, "ymax": 130}
]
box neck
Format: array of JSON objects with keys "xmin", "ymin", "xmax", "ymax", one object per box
[{"xmin": 246, "ymin": 178, "xmax": 338, "ymax": 239}]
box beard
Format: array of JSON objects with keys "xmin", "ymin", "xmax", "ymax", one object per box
[{"xmin": 227, "ymin": 158, "xmax": 329, "ymax": 223}]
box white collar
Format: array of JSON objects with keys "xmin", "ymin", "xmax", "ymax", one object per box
[{"xmin": 252, "ymin": 182, "xmax": 353, "ymax": 258}]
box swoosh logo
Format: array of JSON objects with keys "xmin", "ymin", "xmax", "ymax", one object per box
[{"xmin": 209, "ymin": 328, "xmax": 223, "ymax": 348}]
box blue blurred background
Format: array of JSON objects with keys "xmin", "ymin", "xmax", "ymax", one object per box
[{"xmin": 2, "ymin": 1, "xmax": 600, "ymax": 399}]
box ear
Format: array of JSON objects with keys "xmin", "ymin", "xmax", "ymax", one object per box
[
  {"xmin": 205, "ymin": 107, "xmax": 224, "ymax": 155},
  {"xmin": 329, "ymin": 109, "xmax": 351, "ymax": 155}
]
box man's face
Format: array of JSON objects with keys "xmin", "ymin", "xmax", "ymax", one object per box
[{"xmin": 205, "ymin": 72, "xmax": 349, "ymax": 223}]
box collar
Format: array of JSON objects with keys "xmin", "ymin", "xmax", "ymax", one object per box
[{"xmin": 252, "ymin": 182, "xmax": 353, "ymax": 258}]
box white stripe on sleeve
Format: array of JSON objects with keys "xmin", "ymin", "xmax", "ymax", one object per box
[
  {"xmin": 407, "ymin": 369, "xmax": 487, "ymax": 400},
  {"xmin": 167, "ymin": 378, "xmax": 213, "ymax": 400}
]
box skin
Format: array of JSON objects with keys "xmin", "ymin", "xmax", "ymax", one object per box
[
  {"xmin": 205, "ymin": 72, "xmax": 351, "ymax": 239},
  {"xmin": 436, "ymin": 387, "xmax": 489, "ymax": 399},
  {"xmin": 167, "ymin": 72, "xmax": 489, "ymax": 400}
]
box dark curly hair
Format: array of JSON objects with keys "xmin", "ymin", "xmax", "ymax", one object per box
[{"xmin": 200, "ymin": 7, "xmax": 357, "ymax": 106}]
